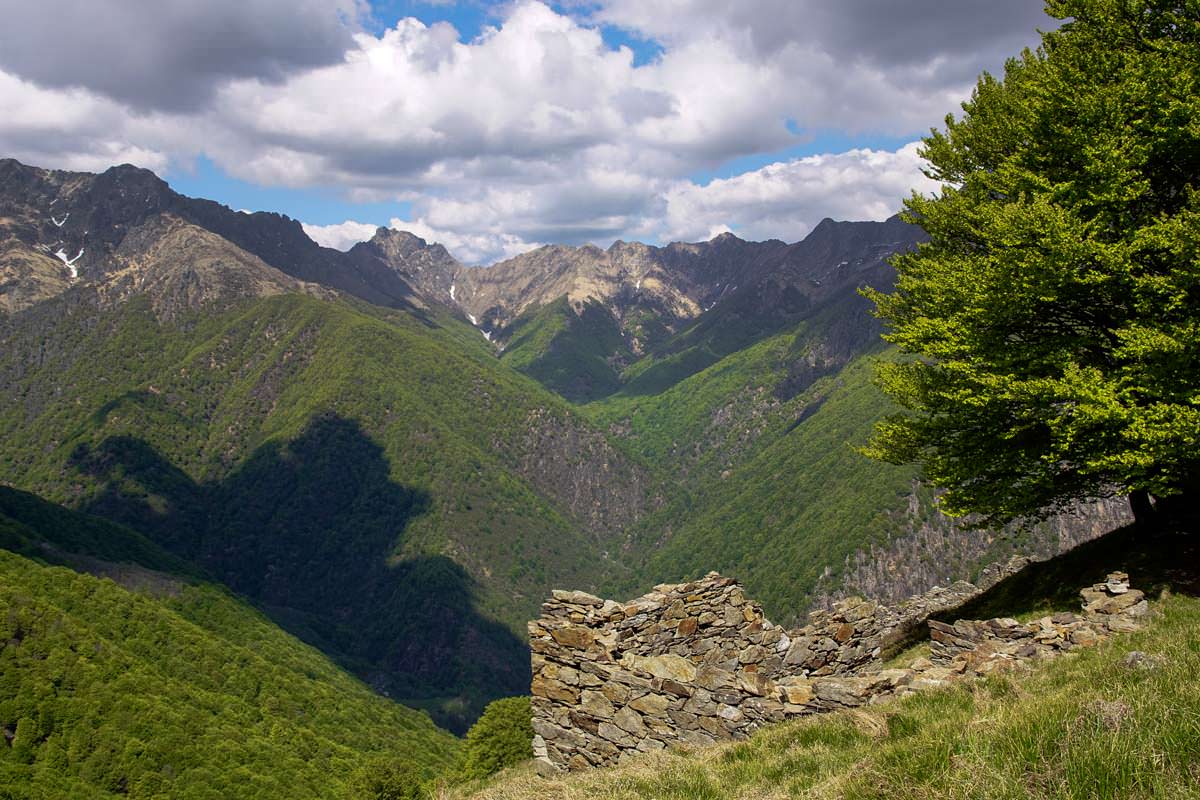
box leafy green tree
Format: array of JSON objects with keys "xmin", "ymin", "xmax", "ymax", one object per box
[
  {"xmin": 10, "ymin": 718, "xmax": 38, "ymax": 765},
  {"xmin": 459, "ymin": 696, "xmax": 533, "ymax": 780},
  {"xmin": 344, "ymin": 758, "xmax": 424, "ymax": 800},
  {"xmin": 865, "ymin": 0, "xmax": 1200, "ymax": 526}
]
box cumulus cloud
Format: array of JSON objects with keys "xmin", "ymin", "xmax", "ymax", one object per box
[
  {"xmin": 301, "ymin": 219, "xmax": 380, "ymax": 251},
  {"xmin": 658, "ymin": 142, "xmax": 940, "ymax": 243},
  {"xmin": 592, "ymin": 0, "xmax": 1047, "ymax": 90},
  {"xmin": 209, "ymin": 4, "xmax": 661, "ymax": 187},
  {"xmin": 317, "ymin": 141, "xmax": 937, "ymax": 264},
  {"xmin": 0, "ymin": 1, "xmax": 1053, "ymax": 263},
  {"xmin": 390, "ymin": 217, "xmax": 540, "ymax": 265},
  {"xmin": 0, "ymin": 0, "xmax": 363, "ymax": 111},
  {"xmin": 0, "ymin": 71, "xmax": 176, "ymax": 173}
]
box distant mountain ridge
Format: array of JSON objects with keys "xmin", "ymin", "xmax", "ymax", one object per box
[
  {"xmin": 0, "ymin": 158, "xmax": 420, "ymax": 315},
  {"xmin": 0, "ymin": 157, "xmax": 919, "ymax": 355}
]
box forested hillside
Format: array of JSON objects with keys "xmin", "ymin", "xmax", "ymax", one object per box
[
  {"xmin": 0, "ymin": 290, "xmax": 655, "ymax": 730},
  {"xmin": 0, "ymin": 488, "xmax": 458, "ymax": 798}
]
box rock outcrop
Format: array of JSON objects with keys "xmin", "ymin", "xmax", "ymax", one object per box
[{"xmin": 530, "ymin": 568, "xmax": 1149, "ymax": 773}]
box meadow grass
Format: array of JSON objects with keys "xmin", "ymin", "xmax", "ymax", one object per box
[{"xmin": 448, "ymin": 594, "xmax": 1200, "ymax": 800}]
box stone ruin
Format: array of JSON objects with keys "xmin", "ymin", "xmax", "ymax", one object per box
[{"xmin": 528, "ymin": 567, "xmax": 1149, "ymax": 773}]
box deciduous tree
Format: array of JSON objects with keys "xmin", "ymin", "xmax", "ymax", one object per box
[{"xmin": 865, "ymin": 0, "xmax": 1200, "ymax": 526}]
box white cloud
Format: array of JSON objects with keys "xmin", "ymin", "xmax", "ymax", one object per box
[
  {"xmin": 316, "ymin": 140, "xmax": 938, "ymax": 265},
  {"xmin": 301, "ymin": 219, "xmax": 380, "ymax": 250},
  {"xmin": 658, "ymin": 142, "xmax": 940, "ymax": 243},
  {"xmin": 0, "ymin": 71, "xmax": 179, "ymax": 173},
  {"xmin": 0, "ymin": 1, "xmax": 1050, "ymax": 259},
  {"xmin": 389, "ymin": 217, "xmax": 541, "ymax": 266}
]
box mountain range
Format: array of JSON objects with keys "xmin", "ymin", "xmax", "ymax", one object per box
[{"xmin": 0, "ymin": 156, "xmax": 1129, "ymax": 745}]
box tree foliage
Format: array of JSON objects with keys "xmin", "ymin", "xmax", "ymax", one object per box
[
  {"xmin": 459, "ymin": 696, "xmax": 533, "ymax": 780},
  {"xmin": 866, "ymin": 0, "xmax": 1200, "ymax": 524},
  {"xmin": 343, "ymin": 759, "xmax": 425, "ymax": 800},
  {"xmin": 0, "ymin": 545, "xmax": 458, "ymax": 799}
]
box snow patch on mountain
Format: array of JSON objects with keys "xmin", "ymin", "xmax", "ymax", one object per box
[{"xmin": 54, "ymin": 248, "xmax": 84, "ymax": 278}]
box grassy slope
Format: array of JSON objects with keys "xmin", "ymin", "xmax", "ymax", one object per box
[
  {"xmin": 499, "ymin": 297, "xmax": 630, "ymax": 403},
  {"xmin": 585, "ymin": 323, "xmax": 921, "ymax": 620},
  {"xmin": 455, "ymin": 527, "xmax": 1200, "ymax": 800},
  {"xmin": 0, "ymin": 486, "xmax": 200, "ymax": 579},
  {"xmin": 0, "ymin": 496, "xmax": 458, "ymax": 800},
  {"xmin": 0, "ymin": 292, "xmax": 637, "ymax": 728},
  {"xmin": 625, "ymin": 355, "xmax": 918, "ymax": 620}
]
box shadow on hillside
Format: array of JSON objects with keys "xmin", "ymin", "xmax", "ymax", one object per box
[
  {"xmin": 936, "ymin": 522, "xmax": 1200, "ymax": 624},
  {"xmin": 69, "ymin": 413, "xmax": 530, "ymax": 734}
]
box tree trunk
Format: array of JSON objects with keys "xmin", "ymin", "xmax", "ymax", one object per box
[
  {"xmin": 1129, "ymin": 489, "xmax": 1155, "ymax": 528},
  {"xmin": 1151, "ymin": 492, "xmax": 1198, "ymax": 529}
]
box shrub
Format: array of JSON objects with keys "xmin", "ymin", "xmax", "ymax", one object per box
[{"xmin": 459, "ymin": 696, "xmax": 533, "ymax": 780}]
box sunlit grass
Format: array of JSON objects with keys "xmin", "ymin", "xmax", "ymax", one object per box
[{"xmin": 448, "ymin": 594, "xmax": 1200, "ymax": 800}]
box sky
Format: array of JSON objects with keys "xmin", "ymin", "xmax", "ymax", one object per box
[{"xmin": 0, "ymin": 1, "xmax": 1052, "ymax": 264}]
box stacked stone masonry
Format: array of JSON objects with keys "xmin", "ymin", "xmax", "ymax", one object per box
[{"xmin": 529, "ymin": 568, "xmax": 1148, "ymax": 773}]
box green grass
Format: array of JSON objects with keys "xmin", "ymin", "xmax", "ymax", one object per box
[{"xmin": 453, "ymin": 592, "xmax": 1200, "ymax": 800}]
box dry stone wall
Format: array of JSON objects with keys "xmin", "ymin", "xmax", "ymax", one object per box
[
  {"xmin": 928, "ymin": 571, "xmax": 1148, "ymax": 666},
  {"xmin": 529, "ymin": 568, "xmax": 1149, "ymax": 773}
]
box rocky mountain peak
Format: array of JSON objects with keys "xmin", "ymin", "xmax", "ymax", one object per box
[
  {"xmin": 366, "ymin": 226, "xmax": 429, "ymax": 254},
  {"xmin": 0, "ymin": 157, "xmax": 422, "ymax": 315},
  {"xmin": 0, "ymin": 158, "xmax": 920, "ymax": 355},
  {"xmin": 345, "ymin": 227, "xmax": 461, "ymax": 304}
]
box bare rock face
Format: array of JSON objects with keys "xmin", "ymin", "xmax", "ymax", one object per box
[
  {"xmin": 442, "ymin": 234, "xmax": 785, "ymax": 345},
  {"xmin": 812, "ymin": 490, "xmax": 1134, "ymax": 609},
  {"xmin": 358, "ymin": 215, "xmax": 926, "ymax": 370},
  {"xmin": 0, "ymin": 240, "xmax": 71, "ymax": 313},
  {"xmin": 96, "ymin": 214, "xmax": 333, "ymax": 318},
  {"xmin": 347, "ymin": 228, "xmax": 460, "ymax": 302}
]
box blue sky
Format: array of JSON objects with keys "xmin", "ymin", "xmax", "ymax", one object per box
[{"xmin": 0, "ymin": 0, "xmax": 1049, "ymax": 262}]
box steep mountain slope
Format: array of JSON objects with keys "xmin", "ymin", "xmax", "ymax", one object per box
[
  {"xmin": 594, "ymin": 344, "xmax": 1128, "ymax": 621},
  {"xmin": 0, "ymin": 490, "xmax": 459, "ymax": 798},
  {"xmin": 448, "ymin": 234, "xmax": 787, "ymax": 343},
  {"xmin": 0, "ymin": 289, "xmax": 658, "ymax": 731},
  {"xmin": 0, "ymin": 158, "xmax": 418, "ymax": 315},
  {"xmin": 497, "ymin": 297, "xmax": 633, "ymax": 402},
  {"xmin": 614, "ymin": 216, "xmax": 923, "ymax": 397},
  {"xmin": 0, "ymin": 484, "xmax": 200, "ymax": 578},
  {"xmin": 347, "ymin": 228, "xmax": 461, "ymax": 302},
  {"xmin": 358, "ymin": 215, "xmax": 924, "ymax": 404},
  {"xmin": 422, "ymin": 211, "xmax": 1127, "ymax": 619}
]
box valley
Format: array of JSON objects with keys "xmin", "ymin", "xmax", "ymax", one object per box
[
  {"xmin": 0, "ymin": 158, "xmax": 1129, "ymax": 730},
  {"xmin": 1, "ymin": 3, "xmax": 1193, "ymax": 797},
  {"xmin": 0, "ymin": 155, "xmax": 1134, "ymax": 794}
]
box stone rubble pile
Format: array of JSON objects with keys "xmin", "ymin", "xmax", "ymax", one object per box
[
  {"xmin": 529, "ymin": 569, "xmax": 1148, "ymax": 774},
  {"xmin": 928, "ymin": 571, "xmax": 1148, "ymax": 666}
]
